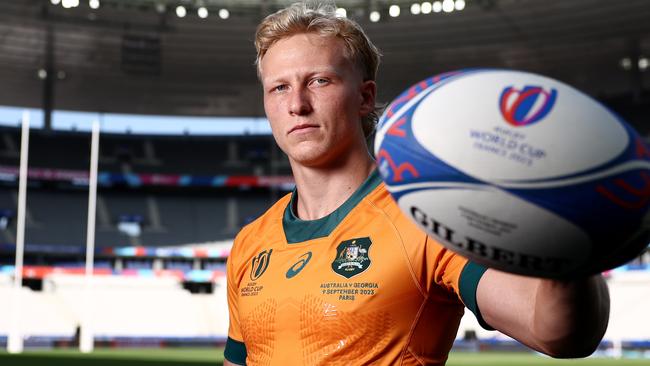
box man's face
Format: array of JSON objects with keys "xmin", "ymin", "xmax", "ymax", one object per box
[{"xmin": 259, "ymin": 33, "xmax": 375, "ymax": 168}]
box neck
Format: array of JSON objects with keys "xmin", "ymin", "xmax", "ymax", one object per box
[{"xmin": 290, "ymin": 148, "xmax": 375, "ymax": 221}]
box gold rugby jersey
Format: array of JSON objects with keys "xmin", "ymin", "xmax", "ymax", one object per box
[{"xmin": 225, "ymin": 170, "xmax": 487, "ymax": 366}]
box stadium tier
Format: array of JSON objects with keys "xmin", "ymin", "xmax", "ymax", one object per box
[
  {"xmin": 0, "ymin": 272, "xmax": 229, "ymax": 346},
  {"xmin": 0, "ymin": 188, "xmax": 275, "ymax": 247},
  {"xmin": 0, "ymin": 125, "xmax": 295, "ymax": 248},
  {"xmin": 0, "ymin": 126, "xmax": 291, "ymax": 176},
  {"xmin": 3, "ymin": 269, "xmax": 650, "ymax": 353}
]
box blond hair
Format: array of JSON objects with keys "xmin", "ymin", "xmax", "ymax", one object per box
[{"xmin": 254, "ymin": 1, "xmax": 382, "ymax": 138}]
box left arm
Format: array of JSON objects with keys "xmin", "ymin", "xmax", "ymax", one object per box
[{"xmin": 476, "ymin": 269, "xmax": 610, "ymax": 358}]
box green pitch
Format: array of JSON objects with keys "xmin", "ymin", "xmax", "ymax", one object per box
[
  {"xmin": 0, "ymin": 348, "xmax": 223, "ymax": 366},
  {"xmin": 447, "ymin": 352, "xmax": 649, "ymax": 365},
  {"xmin": 0, "ymin": 349, "xmax": 648, "ymax": 365}
]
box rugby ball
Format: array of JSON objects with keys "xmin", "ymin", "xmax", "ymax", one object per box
[{"xmin": 375, "ymin": 69, "xmax": 650, "ymax": 278}]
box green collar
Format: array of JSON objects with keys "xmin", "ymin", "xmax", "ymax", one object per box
[{"xmin": 283, "ymin": 169, "xmax": 382, "ymax": 244}]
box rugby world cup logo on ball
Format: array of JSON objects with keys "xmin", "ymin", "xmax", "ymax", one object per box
[
  {"xmin": 375, "ymin": 69, "xmax": 650, "ymax": 278},
  {"xmin": 499, "ymin": 86, "xmax": 557, "ymax": 127}
]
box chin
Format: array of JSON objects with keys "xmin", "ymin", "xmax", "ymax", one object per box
[
  {"xmin": 287, "ymin": 142, "xmax": 322, "ymax": 159},
  {"xmin": 291, "ymin": 151, "xmax": 350, "ymax": 170},
  {"xmin": 289, "ymin": 154, "xmax": 327, "ymax": 168},
  {"xmin": 286, "ymin": 137, "xmax": 352, "ymax": 168},
  {"xmin": 288, "ymin": 148, "xmax": 332, "ymax": 167}
]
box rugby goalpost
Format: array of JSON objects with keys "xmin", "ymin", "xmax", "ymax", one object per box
[
  {"xmin": 6, "ymin": 113, "xmax": 100, "ymax": 354},
  {"xmin": 7, "ymin": 111, "xmax": 30, "ymax": 353},
  {"xmin": 80, "ymin": 119, "xmax": 100, "ymax": 353}
]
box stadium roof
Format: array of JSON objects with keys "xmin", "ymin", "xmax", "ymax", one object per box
[{"xmin": 0, "ymin": 0, "xmax": 649, "ymax": 119}]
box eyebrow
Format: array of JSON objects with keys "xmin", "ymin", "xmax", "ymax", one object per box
[{"xmin": 262, "ymin": 67, "xmax": 343, "ymax": 86}]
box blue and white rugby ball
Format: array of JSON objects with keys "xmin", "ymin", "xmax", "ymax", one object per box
[{"xmin": 375, "ymin": 69, "xmax": 650, "ymax": 278}]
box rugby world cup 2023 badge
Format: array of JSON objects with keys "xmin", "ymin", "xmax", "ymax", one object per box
[
  {"xmin": 332, "ymin": 237, "xmax": 372, "ymax": 279},
  {"xmin": 250, "ymin": 249, "xmax": 272, "ymax": 281}
]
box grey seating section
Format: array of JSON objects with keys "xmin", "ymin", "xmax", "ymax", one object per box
[
  {"xmin": 0, "ymin": 127, "xmax": 292, "ymax": 176},
  {"xmin": 0, "ymin": 188, "xmax": 274, "ymax": 247}
]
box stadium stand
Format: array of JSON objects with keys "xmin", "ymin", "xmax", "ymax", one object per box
[
  {"xmin": 0, "ymin": 121, "xmax": 266, "ymax": 346},
  {"xmin": 0, "ymin": 127, "xmax": 291, "ymax": 176},
  {"xmin": 0, "ymin": 278, "xmax": 76, "ymax": 338},
  {"xmin": 0, "ymin": 126, "xmax": 290, "ymax": 247},
  {"xmin": 0, "ymin": 273, "xmax": 229, "ymax": 344},
  {"xmin": 0, "ymin": 122, "xmax": 272, "ymax": 347},
  {"xmin": 605, "ymin": 271, "xmax": 650, "ymax": 343},
  {"xmin": 45, "ymin": 274, "xmax": 219, "ymax": 338},
  {"xmin": 0, "ymin": 186, "xmax": 276, "ymax": 247}
]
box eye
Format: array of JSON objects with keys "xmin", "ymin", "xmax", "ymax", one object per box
[
  {"xmin": 271, "ymin": 84, "xmax": 288, "ymax": 93},
  {"xmin": 310, "ymin": 77, "xmax": 330, "ymax": 86}
]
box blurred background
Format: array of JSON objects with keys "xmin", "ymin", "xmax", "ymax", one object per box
[{"xmin": 0, "ymin": 0, "xmax": 649, "ymax": 364}]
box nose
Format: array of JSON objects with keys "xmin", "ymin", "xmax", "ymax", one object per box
[{"xmin": 288, "ymin": 87, "xmax": 312, "ymax": 116}]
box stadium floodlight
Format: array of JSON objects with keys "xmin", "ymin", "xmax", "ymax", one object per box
[
  {"xmin": 442, "ymin": 0, "xmax": 454, "ymax": 12},
  {"xmin": 336, "ymin": 7, "xmax": 347, "ymax": 18},
  {"xmin": 369, "ymin": 10, "xmax": 381, "ymax": 22},
  {"xmin": 51, "ymin": 0, "xmax": 61, "ymax": 5},
  {"xmin": 432, "ymin": 1, "xmax": 442, "ymax": 13},
  {"xmin": 63, "ymin": 0, "xmax": 80, "ymax": 7},
  {"xmin": 640, "ymin": 57, "xmax": 649, "ymax": 71},
  {"xmin": 389, "ymin": 5, "xmax": 400, "ymax": 17},
  {"xmin": 176, "ymin": 5, "xmax": 186, "ymax": 18},
  {"xmin": 37, "ymin": 69, "xmax": 47, "ymax": 80},
  {"xmin": 219, "ymin": 8, "xmax": 229, "ymax": 19},
  {"xmin": 421, "ymin": 2, "xmax": 432, "ymax": 14},
  {"xmin": 411, "ymin": 3, "xmax": 421, "ymax": 15},
  {"xmin": 455, "ymin": 0, "xmax": 466, "ymax": 11},
  {"xmin": 89, "ymin": 0, "xmax": 100, "ymax": 10},
  {"xmin": 198, "ymin": 7, "xmax": 208, "ymax": 19},
  {"xmin": 620, "ymin": 57, "xmax": 632, "ymax": 70},
  {"xmin": 155, "ymin": 2, "xmax": 166, "ymax": 13}
]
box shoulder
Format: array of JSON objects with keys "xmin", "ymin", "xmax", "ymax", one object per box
[
  {"xmin": 364, "ymin": 182, "xmax": 427, "ymax": 243},
  {"xmin": 229, "ymin": 192, "xmax": 291, "ymax": 265},
  {"xmin": 364, "ymin": 181, "xmax": 399, "ymax": 218},
  {"xmin": 364, "ymin": 182, "xmax": 470, "ymax": 284},
  {"xmin": 235, "ymin": 192, "xmax": 291, "ymax": 242}
]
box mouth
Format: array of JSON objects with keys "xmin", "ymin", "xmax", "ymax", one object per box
[{"xmin": 288, "ymin": 124, "xmax": 319, "ymax": 134}]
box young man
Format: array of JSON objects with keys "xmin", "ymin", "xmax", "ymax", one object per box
[{"xmin": 224, "ymin": 3, "xmax": 610, "ymax": 365}]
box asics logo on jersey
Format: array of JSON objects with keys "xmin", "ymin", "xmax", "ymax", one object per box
[
  {"xmin": 286, "ymin": 251, "xmax": 312, "ymax": 279},
  {"xmin": 499, "ymin": 85, "xmax": 557, "ymax": 127},
  {"xmin": 250, "ymin": 249, "xmax": 273, "ymax": 281}
]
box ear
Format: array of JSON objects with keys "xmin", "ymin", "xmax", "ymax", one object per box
[{"xmin": 359, "ymin": 80, "xmax": 377, "ymax": 117}]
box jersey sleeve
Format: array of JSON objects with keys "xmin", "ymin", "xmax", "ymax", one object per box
[
  {"xmin": 416, "ymin": 232, "xmax": 492, "ymax": 330},
  {"xmin": 224, "ymin": 235, "xmax": 248, "ymax": 365}
]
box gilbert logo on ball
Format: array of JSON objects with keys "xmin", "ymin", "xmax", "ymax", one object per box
[{"xmin": 375, "ymin": 69, "xmax": 650, "ymax": 278}]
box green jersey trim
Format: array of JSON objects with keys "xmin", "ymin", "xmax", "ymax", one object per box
[
  {"xmin": 283, "ymin": 169, "xmax": 382, "ymax": 244},
  {"xmin": 224, "ymin": 336, "xmax": 247, "ymax": 365},
  {"xmin": 459, "ymin": 261, "xmax": 494, "ymax": 330}
]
